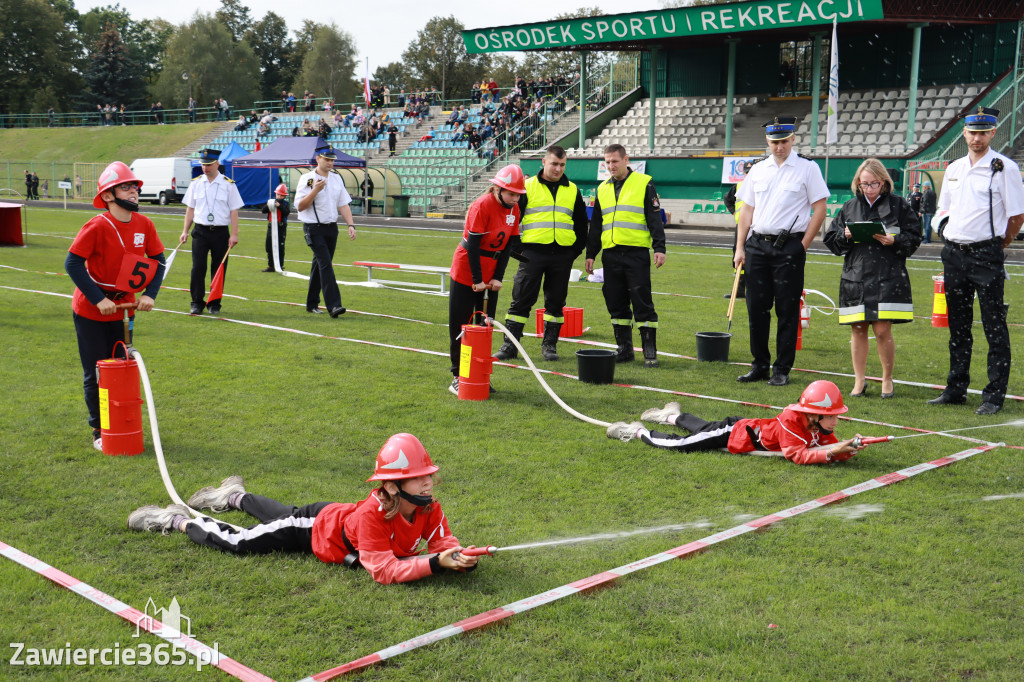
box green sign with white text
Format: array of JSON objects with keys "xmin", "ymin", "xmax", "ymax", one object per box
[{"xmin": 462, "ymin": 0, "xmax": 883, "ymax": 53}]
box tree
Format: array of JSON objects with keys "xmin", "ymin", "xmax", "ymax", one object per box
[
  {"xmin": 150, "ymin": 13, "xmax": 259, "ymax": 109},
  {"xmin": 372, "ymin": 62, "xmax": 412, "ymax": 93},
  {"xmin": 215, "ymin": 0, "xmax": 252, "ymax": 42},
  {"xmin": 246, "ymin": 11, "xmax": 294, "ymax": 100},
  {"xmin": 521, "ymin": 7, "xmax": 610, "ymax": 80},
  {"xmin": 291, "ymin": 23, "xmax": 359, "ymax": 103},
  {"xmin": 78, "ymin": 7, "xmax": 172, "ymax": 86},
  {"xmin": 0, "ymin": 0, "xmax": 82, "ymax": 113},
  {"xmin": 400, "ymin": 16, "xmax": 488, "ymax": 101},
  {"xmin": 485, "ymin": 54, "xmax": 521, "ymax": 92},
  {"xmin": 80, "ymin": 24, "xmax": 148, "ymax": 108}
]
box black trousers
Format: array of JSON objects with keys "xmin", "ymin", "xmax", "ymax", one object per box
[
  {"xmin": 304, "ymin": 223, "xmax": 342, "ymax": 311},
  {"xmin": 448, "ymin": 280, "xmax": 498, "ymax": 375},
  {"xmin": 641, "ymin": 414, "xmax": 742, "ymax": 453},
  {"xmin": 505, "ymin": 246, "xmax": 575, "ymax": 323},
  {"xmin": 744, "ymin": 236, "xmax": 806, "ymax": 373},
  {"xmin": 189, "ymin": 225, "xmax": 230, "ymax": 307},
  {"xmin": 73, "ymin": 313, "xmax": 129, "ymax": 430},
  {"xmin": 941, "ymin": 241, "xmax": 1010, "ymax": 404},
  {"xmin": 601, "ymin": 247, "xmax": 657, "ymax": 324},
  {"xmin": 265, "ymin": 222, "xmax": 286, "ymax": 268},
  {"xmin": 185, "ymin": 493, "xmax": 331, "ymax": 555}
]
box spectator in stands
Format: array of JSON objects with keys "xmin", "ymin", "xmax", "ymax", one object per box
[
  {"xmin": 287, "ymin": 92, "xmax": 296, "ymax": 112},
  {"xmin": 96, "ymin": 104, "xmax": 103, "ymax": 126},
  {"xmin": 189, "ymin": 97, "xmax": 197, "ymax": 123},
  {"xmin": 480, "ymin": 79, "xmax": 491, "ymax": 104},
  {"xmin": 323, "ymin": 99, "xmax": 333, "ymax": 113},
  {"xmin": 48, "ymin": 106, "xmax": 54, "ymax": 127},
  {"xmin": 920, "ymin": 181, "xmax": 937, "ymax": 243},
  {"xmin": 249, "ymin": 110, "xmax": 260, "ymax": 126},
  {"xmin": 214, "ymin": 98, "xmax": 223, "ymax": 121},
  {"xmin": 384, "ymin": 86, "xmax": 391, "ymax": 106},
  {"xmin": 823, "ymin": 158, "xmax": 922, "ymax": 399},
  {"xmin": 334, "ymin": 110, "xmax": 345, "ymax": 125},
  {"xmin": 280, "ymin": 90, "xmax": 289, "ymax": 112},
  {"xmin": 388, "ymin": 122, "xmax": 399, "ymax": 156},
  {"xmin": 471, "ymin": 83, "xmax": 481, "ymax": 104},
  {"xmin": 119, "ymin": 104, "xmax": 127, "ymax": 126},
  {"xmin": 778, "ymin": 61, "xmax": 794, "ymax": 97},
  {"xmin": 488, "ymin": 78, "xmax": 499, "ymax": 102},
  {"xmin": 302, "ymin": 118, "xmax": 316, "ymax": 136},
  {"xmin": 447, "ymin": 107, "xmax": 461, "ymax": 127},
  {"xmin": 234, "ymin": 114, "xmax": 249, "ymax": 132},
  {"xmin": 318, "ymin": 119, "xmax": 332, "ymax": 138},
  {"xmin": 155, "ymin": 102, "xmax": 164, "ymax": 125},
  {"xmin": 481, "ymin": 119, "xmax": 493, "ymax": 141},
  {"xmin": 259, "ymin": 121, "xmax": 271, "ymax": 138},
  {"xmin": 516, "ymin": 76, "xmax": 527, "ymax": 98},
  {"xmin": 220, "ymin": 98, "xmax": 230, "ymax": 120}
]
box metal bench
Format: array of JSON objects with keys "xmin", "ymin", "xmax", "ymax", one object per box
[{"xmin": 352, "ymin": 261, "xmax": 450, "ymax": 293}]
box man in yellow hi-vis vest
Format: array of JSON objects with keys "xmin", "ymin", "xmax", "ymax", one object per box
[
  {"xmin": 585, "ymin": 144, "xmax": 667, "ymax": 367},
  {"xmin": 494, "ymin": 145, "xmax": 589, "ymax": 361}
]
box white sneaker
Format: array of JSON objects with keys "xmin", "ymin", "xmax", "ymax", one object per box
[
  {"xmin": 448, "ymin": 377, "xmax": 459, "ymax": 395},
  {"xmin": 606, "ymin": 421, "xmax": 643, "ymax": 442},
  {"xmin": 187, "ymin": 476, "xmax": 245, "ymax": 512},
  {"xmin": 641, "ymin": 402, "xmax": 681, "ymax": 425},
  {"xmin": 92, "ymin": 429, "xmax": 103, "ymax": 451},
  {"xmin": 127, "ymin": 504, "xmax": 191, "ymax": 535}
]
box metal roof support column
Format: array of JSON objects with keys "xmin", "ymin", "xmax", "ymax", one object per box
[
  {"xmin": 649, "ymin": 47, "xmax": 658, "ymax": 151},
  {"xmin": 1011, "ymin": 19, "xmax": 1022, "ymax": 145},
  {"xmin": 906, "ymin": 23, "xmax": 926, "ymax": 150},
  {"xmin": 809, "ymin": 32, "xmax": 824, "ymax": 152},
  {"xmin": 579, "ymin": 51, "xmax": 588, "ymax": 150},
  {"xmin": 725, "ymin": 39, "xmax": 738, "ymax": 153}
]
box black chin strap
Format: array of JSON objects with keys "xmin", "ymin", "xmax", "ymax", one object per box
[
  {"xmin": 397, "ymin": 487, "xmax": 432, "ymax": 507},
  {"xmin": 114, "ymin": 198, "xmax": 139, "ymax": 213}
]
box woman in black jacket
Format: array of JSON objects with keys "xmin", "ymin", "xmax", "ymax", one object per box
[{"xmin": 824, "ymin": 158, "xmax": 922, "ymax": 398}]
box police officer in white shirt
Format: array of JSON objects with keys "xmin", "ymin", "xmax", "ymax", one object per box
[
  {"xmin": 928, "ymin": 107, "xmax": 1024, "ymax": 414},
  {"xmin": 734, "ymin": 117, "xmax": 829, "ymax": 386},
  {"xmin": 179, "ymin": 148, "xmax": 244, "ymax": 315},
  {"xmin": 295, "ymin": 145, "xmax": 357, "ymax": 317}
]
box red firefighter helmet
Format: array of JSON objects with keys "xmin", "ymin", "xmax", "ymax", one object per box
[
  {"xmin": 94, "ymin": 161, "xmax": 143, "ymax": 209},
  {"xmin": 367, "ymin": 433, "xmax": 439, "ymax": 481},
  {"xmin": 788, "ymin": 380, "xmax": 848, "ymax": 415},
  {"xmin": 490, "ymin": 164, "xmax": 526, "ymax": 194},
  {"xmin": 274, "ymin": 183, "xmax": 288, "ymax": 196}
]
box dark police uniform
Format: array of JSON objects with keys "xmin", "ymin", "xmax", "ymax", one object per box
[
  {"xmin": 586, "ymin": 167, "xmax": 666, "ymax": 366},
  {"xmin": 494, "ymin": 171, "xmax": 588, "ymax": 361},
  {"xmin": 735, "ymin": 118, "xmax": 829, "ymax": 385},
  {"xmin": 182, "ymin": 148, "xmax": 244, "ymax": 314},
  {"xmin": 929, "ymin": 107, "xmax": 1024, "ymax": 414}
]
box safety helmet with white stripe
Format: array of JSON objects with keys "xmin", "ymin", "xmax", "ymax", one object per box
[
  {"xmin": 94, "ymin": 161, "xmax": 143, "ymax": 209},
  {"xmin": 788, "ymin": 380, "xmax": 848, "ymax": 415},
  {"xmin": 367, "ymin": 433, "xmax": 439, "ymax": 481},
  {"xmin": 490, "ymin": 164, "xmax": 526, "ymax": 194},
  {"xmin": 274, "ymin": 183, "xmax": 288, "ymax": 196}
]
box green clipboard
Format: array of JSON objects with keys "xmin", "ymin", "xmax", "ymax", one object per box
[{"xmin": 847, "ymin": 221, "xmax": 885, "ymax": 243}]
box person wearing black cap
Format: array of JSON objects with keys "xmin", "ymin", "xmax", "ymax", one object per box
[
  {"xmin": 295, "ymin": 145, "xmax": 357, "ymax": 317},
  {"xmin": 179, "ymin": 148, "xmax": 243, "ymax": 315},
  {"xmin": 734, "ymin": 117, "xmax": 829, "ymax": 386},
  {"xmin": 928, "ymin": 107, "xmax": 1024, "ymax": 415},
  {"xmin": 723, "ymin": 159, "xmax": 755, "ymax": 298}
]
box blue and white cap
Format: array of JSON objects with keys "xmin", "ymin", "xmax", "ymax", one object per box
[
  {"xmin": 963, "ymin": 106, "xmax": 998, "ymax": 131},
  {"xmin": 198, "ymin": 148, "xmax": 221, "ymax": 165},
  {"xmin": 762, "ymin": 116, "xmax": 797, "ymax": 140}
]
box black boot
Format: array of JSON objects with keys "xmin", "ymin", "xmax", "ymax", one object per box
[
  {"xmin": 639, "ymin": 326, "xmax": 658, "ymax": 367},
  {"xmin": 613, "ymin": 325, "xmax": 634, "ymax": 363},
  {"xmin": 540, "ymin": 322, "xmax": 562, "ymax": 361},
  {"xmin": 493, "ymin": 320, "xmax": 525, "ymax": 360}
]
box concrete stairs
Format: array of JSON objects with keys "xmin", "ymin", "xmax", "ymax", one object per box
[
  {"xmin": 725, "ymin": 97, "xmax": 820, "ymax": 152},
  {"xmin": 173, "ymin": 121, "xmax": 238, "ymax": 158}
]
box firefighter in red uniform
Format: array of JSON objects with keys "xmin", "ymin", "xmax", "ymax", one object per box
[
  {"xmin": 64, "ymin": 161, "xmax": 166, "ymax": 451},
  {"xmin": 447, "ymin": 164, "xmax": 525, "ymax": 395},
  {"xmin": 126, "ymin": 433, "xmax": 480, "ymax": 586},
  {"xmin": 606, "ymin": 380, "xmax": 867, "ymax": 465}
]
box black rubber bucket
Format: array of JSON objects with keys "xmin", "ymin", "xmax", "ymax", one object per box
[
  {"xmin": 576, "ymin": 349, "xmax": 617, "ymax": 384},
  {"xmin": 695, "ymin": 331, "xmax": 732, "ymax": 362}
]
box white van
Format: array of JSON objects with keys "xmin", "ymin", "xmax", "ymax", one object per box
[{"xmin": 129, "ymin": 158, "xmax": 194, "ymax": 205}]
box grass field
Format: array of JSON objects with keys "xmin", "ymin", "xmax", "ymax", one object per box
[
  {"xmin": 2, "ymin": 207, "xmax": 1023, "ymax": 680},
  {"xmin": 0, "ymin": 123, "xmax": 223, "ymax": 165}
]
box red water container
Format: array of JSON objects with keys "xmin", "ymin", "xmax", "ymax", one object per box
[
  {"xmin": 535, "ymin": 307, "xmax": 584, "ymax": 337},
  {"xmin": 458, "ymin": 323, "xmax": 493, "ymax": 401},
  {"xmin": 97, "ymin": 357, "xmax": 144, "ymax": 455}
]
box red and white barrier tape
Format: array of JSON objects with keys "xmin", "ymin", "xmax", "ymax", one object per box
[
  {"xmin": 2, "ymin": 284, "xmax": 1018, "ymax": 451},
  {"xmin": 298, "ymin": 443, "xmax": 998, "ymax": 681},
  {"xmin": 0, "ymin": 539, "xmax": 273, "ymax": 681}
]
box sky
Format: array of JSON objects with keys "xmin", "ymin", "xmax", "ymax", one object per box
[{"xmin": 73, "ymin": 0, "xmax": 618, "ymax": 75}]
